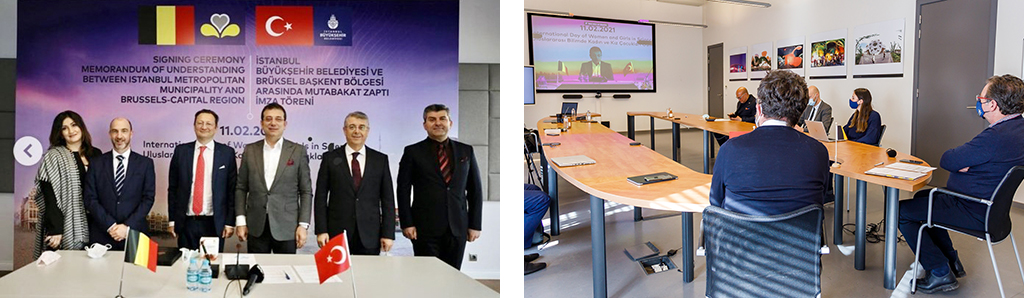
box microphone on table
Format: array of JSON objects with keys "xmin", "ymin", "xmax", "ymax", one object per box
[
  {"xmin": 242, "ymin": 264, "xmax": 264, "ymax": 296},
  {"xmin": 225, "ymin": 243, "xmax": 249, "ymax": 280}
]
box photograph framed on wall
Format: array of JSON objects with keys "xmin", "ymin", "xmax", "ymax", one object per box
[
  {"xmin": 807, "ymin": 28, "xmax": 847, "ymax": 79},
  {"xmin": 749, "ymin": 42, "xmax": 772, "ymax": 80},
  {"xmin": 729, "ymin": 46, "xmax": 747, "ymax": 81},
  {"xmin": 776, "ymin": 37, "xmax": 805, "ymax": 77},
  {"xmin": 851, "ymin": 18, "xmax": 904, "ymax": 78}
]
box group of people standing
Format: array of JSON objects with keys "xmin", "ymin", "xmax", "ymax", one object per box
[
  {"xmin": 710, "ymin": 70, "xmax": 1024, "ymax": 294},
  {"xmin": 32, "ymin": 103, "xmax": 483, "ymax": 270}
]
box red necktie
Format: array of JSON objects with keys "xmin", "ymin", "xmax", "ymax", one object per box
[
  {"xmin": 438, "ymin": 142, "xmax": 451, "ymax": 184},
  {"xmin": 192, "ymin": 145, "xmax": 206, "ymax": 215},
  {"xmin": 351, "ymin": 152, "xmax": 362, "ymax": 189}
]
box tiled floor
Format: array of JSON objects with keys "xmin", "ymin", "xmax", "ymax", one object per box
[{"xmin": 524, "ymin": 128, "xmax": 1024, "ymax": 297}]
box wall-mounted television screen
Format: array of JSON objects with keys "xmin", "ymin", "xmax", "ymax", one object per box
[
  {"xmin": 525, "ymin": 66, "xmax": 536, "ymax": 105},
  {"xmin": 528, "ymin": 13, "xmax": 656, "ymax": 93}
]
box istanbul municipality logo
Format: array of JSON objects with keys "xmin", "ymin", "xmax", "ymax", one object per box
[
  {"xmin": 328, "ymin": 14, "xmax": 339, "ymax": 30},
  {"xmin": 313, "ymin": 7, "xmax": 351, "ymax": 46}
]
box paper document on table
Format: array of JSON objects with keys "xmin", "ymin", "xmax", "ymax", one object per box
[
  {"xmin": 865, "ymin": 167, "xmax": 926, "ymax": 181},
  {"xmin": 260, "ymin": 265, "xmax": 299, "ymax": 284},
  {"xmin": 220, "ymin": 253, "xmax": 257, "ymax": 265},
  {"xmin": 294, "ymin": 265, "xmax": 342, "ymax": 283},
  {"xmin": 714, "ymin": 119, "xmax": 729, "ymax": 122},
  {"xmin": 885, "ymin": 162, "xmax": 936, "ymax": 173}
]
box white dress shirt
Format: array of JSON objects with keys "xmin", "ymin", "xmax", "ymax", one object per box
[
  {"xmin": 761, "ymin": 119, "xmax": 789, "ymax": 127},
  {"xmin": 345, "ymin": 144, "xmax": 367, "ymax": 178},
  {"xmin": 108, "ymin": 148, "xmax": 131, "ymax": 232}
]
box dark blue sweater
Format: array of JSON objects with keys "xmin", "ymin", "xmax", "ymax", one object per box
[
  {"xmin": 709, "ymin": 126, "xmax": 831, "ymax": 216},
  {"xmin": 943, "ymin": 116, "xmax": 1024, "ymax": 207},
  {"xmin": 843, "ymin": 110, "xmax": 882, "ymax": 145}
]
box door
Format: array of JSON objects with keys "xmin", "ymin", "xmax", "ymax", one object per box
[
  {"xmin": 913, "ymin": 0, "xmax": 995, "ymax": 187},
  {"xmin": 708, "ymin": 43, "xmax": 724, "ymax": 117}
]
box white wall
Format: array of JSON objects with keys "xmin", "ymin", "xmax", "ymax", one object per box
[
  {"xmin": 523, "ymin": 0, "xmax": 705, "ymax": 132},
  {"xmin": 995, "ymin": 0, "xmax": 1024, "ymax": 78},
  {"xmin": 703, "ymin": 0, "xmax": 917, "ymax": 152},
  {"xmin": 460, "ymin": 201, "xmax": 500, "ymax": 279},
  {"xmin": 461, "ymin": 0, "xmax": 500, "ymax": 63}
]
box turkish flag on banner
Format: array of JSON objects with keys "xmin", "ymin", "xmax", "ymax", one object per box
[
  {"xmin": 314, "ymin": 231, "xmax": 352, "ymax": 284},
  {"xmin": 255, "ymin": 6, "xmax": 313, "ymax": 45}
]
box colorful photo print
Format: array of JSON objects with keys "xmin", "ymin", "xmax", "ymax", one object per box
[
  {"xmin": 777, "ymin": 45, "xmax": 803, "ymax": 69},
  {"xmin": 729, "ymin": 53, "xmax": 746, "ymax": 73},
  {"xmin": 855, "ymin": 32, "xmax": 902, "ymax": 65},
  {"xmin": 811, "ymin": 38, "xmax": 844, "ymax": 67},
  {"xmin": 750, "ymin": 50, "xmax": 771, "ymax": 71}
]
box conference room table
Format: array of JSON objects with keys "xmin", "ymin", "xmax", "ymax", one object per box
[
  {"xmin": 0, "ymin": 251, "xmax": 498, "ymax": 297},
  {"xmin": 537, "ymin": 118, "xmax": 712, "ymax": 298},
  {"xmin": 625, "ymin": 112, "xmax": 933, "ymax": 290}
]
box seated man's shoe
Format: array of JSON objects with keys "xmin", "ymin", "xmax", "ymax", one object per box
[
  {"xmin": 525, "ymin": 253, "xmax": 540, "ymax": 263},
  {"xmin": 525, "ymin": 262, "xmax": 547, "ymax": 275},
  {"xmin": 915, "ymin": 270, "xmax": 959, "ymax": 294},
  {"xmin": 949, "ymin": 258, "xmax": 966, "ymax": 278}
]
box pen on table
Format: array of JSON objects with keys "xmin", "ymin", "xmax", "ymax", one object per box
[
  {"xmin": 284, "ymin": 271, "xmax": 290, "ymax": 280},
  {"xmin": 874, "ymin": 162, "xmax": 884, "ymax": 167}
]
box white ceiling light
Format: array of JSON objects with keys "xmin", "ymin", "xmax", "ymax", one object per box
[{"xmin": 706, "ymin": 0, "xmax": 771, "ymax": 8}]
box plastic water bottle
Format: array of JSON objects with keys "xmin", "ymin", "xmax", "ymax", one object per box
[
  {"xmin": 186, "ymin": 258, "xmax": 199, "ymax": 292},
  {"xmin": 586, "ymin": 110, "xmax": 592, "ymax": 121},
  {"xmin": 199, "ymin": 259, "xmax": 213, "ymax": 292}
]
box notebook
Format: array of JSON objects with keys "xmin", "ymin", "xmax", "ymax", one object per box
[
  {"xmin": 806, "ymin": 120, "xmax": 843, "ymax": 142},
  {"xmin": 550, "ymin": 155, "xmax": 596, "ymax": 167}
]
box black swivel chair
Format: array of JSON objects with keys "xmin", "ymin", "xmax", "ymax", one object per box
[
  {"xmin": 910, "ymin": 166, "xmax": 1024, "ymax": 297},
  {"xmin": 703, "ymin": 205, "xmax": 823, "ymax": 298}
]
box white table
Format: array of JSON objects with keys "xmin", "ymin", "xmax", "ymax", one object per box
[{"xmin": 0, "ymin": 251, "xmax": 498, "ymax": 297}]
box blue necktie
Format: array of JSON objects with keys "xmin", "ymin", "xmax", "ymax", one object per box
[{"xmin": 115, "ymin": 155, "xmax": 125, "ymax": 197}]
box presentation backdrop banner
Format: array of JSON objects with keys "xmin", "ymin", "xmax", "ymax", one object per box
[{"xmin": 13, "ymin": 0, "xmax": 458, "ymax": 265}]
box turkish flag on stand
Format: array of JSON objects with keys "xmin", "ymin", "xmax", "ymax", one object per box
[
  {"xmin": 255, "ymin": 6, "xmax": 313, "ymax": 45},
  {"xmin": 314, "ymin": 231, "xmax": 352, "ymax": 284}
]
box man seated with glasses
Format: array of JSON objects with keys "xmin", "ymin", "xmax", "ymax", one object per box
[{"xmin": 898, "ymin": 74, "xmax": 1024, "ymax": 293}]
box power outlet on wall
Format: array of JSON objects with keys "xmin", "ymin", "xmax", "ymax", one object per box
[{"xmin": 469, "ymin": 254, "xmax": 478, "ymax": 262}]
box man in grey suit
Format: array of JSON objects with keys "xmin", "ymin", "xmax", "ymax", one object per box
[
  {"xmin": 235, "ymin": 103, "xmax": 313, "ymax": 253},
  {"xmin": 798, "ymin": 85, "xmax": 834, "ymax": 133}
]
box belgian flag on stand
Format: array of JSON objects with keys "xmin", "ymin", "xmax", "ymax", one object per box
[
  {"xmin": 138, "ymin": 6, "xmax": 194, "ymax": 45},
  {"xmin": 124, "ymin": 229, "xmax": 158, "ymax": 272}
]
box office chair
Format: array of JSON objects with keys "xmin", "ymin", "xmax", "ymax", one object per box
[
  {"xmin": 704, "ymin": 205, "xmax": 823, "ymax": 298},
  {"xmin": 910, "ymin": 166, "xmax": 1024, "ymax": 297}
]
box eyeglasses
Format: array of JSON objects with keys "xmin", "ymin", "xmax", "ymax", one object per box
[
  {"xmin": 345, "ymin": 125, "xmax": 368, "ymax": 131},
  {"xmin": 977, "ymin": 95, "xmax": 992, "ymax": 103}
]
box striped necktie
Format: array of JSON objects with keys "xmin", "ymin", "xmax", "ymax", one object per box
[
  {"xmin": 438, "ymin": 142, "xmax": 451, "ymax": 184},
  {"xmin": 115, "ymin": 155, "xmax": 125, "ymax": 197}
]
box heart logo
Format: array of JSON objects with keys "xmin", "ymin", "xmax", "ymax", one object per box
[{"xmin": 210, "ymin": 14, "xmax": 230, "ymax": 34}]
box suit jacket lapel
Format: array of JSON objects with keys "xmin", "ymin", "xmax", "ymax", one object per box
[
  {"xmin": 270, "ymin": 140, "xmax": 293, "ymax": 191},
  {"xmin": 125, "ymin": 153, "xmax": 141, "ymax": 192},
  {"xmin": 338, "ymin": 145, "xmax": 356, "ymax": 193},
  {"xmin": 104, "ymin": 154, "xmax": 117, "ymax": 193},
  {"xmin": 254, "ymin": 141, "xmax": 267, "ymax": 191},
  {"xmin": 184, "ymin": 142, "xmax": 196, "ymax": 184}
]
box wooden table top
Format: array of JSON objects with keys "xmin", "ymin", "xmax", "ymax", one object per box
[
  {"xmin": 537, "ymin": 119, "xmax": 712, "ymax": 212},
  {"xmin": 628, "ymin": 112, "xmax": 933, "ymax": 192}
]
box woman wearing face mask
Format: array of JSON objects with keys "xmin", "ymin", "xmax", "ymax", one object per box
[
  {"xmin": 32, "ymin": 110, "xmax": 101, "ymax": 259},
  {"xmin": 843, "ymin": 88, "xmax": 882, "ymax": 145}
]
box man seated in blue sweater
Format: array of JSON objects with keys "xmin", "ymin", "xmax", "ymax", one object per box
[
  {"xmin": 898, "ymin": 74, "xmax": 1024, "ymax": 294},
  {"xmin": 709, "ymin": 70, "xmax": 831, "ymax": 216}
]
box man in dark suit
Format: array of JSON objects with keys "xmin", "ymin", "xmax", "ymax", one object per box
[
  {"xmin": 579, "ymin": 46, "xmax": 614, "ymax": 82},
  {"xmin": 83, "ymin": 117, "xmax": 155, "ymax": 250},
  {"xmin": 235, "ymin": 103, "xmax": 313, "ymax": 254},
  {"xmin": 315, "ymin": 111, "xmax": 396, "ymax": 255},
  {"xmin": 899, "ymin": 75, "xmax": 1024, "ymax": 293},
  {"xmin": 798, "ymin": 86, "xmax": 835, "ymax": 133},
  {"xmin": 168, "ymin": 109, "xmax": 238, "ymax": 251},
  {"xmin": 709, "ymin": 70, "xmax": 830, "ymax": 216},
  {"xmin": 398, "ymin": 104, "xmax": 483, "ymax": 269}
]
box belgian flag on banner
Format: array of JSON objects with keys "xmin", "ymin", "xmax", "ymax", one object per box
[
  {"xmin": 124, "ymin": 229, "xmax": 158, "ymax": 272},
  {"xmin": 138, "ymin": 6, "xmax": 194, "ymax": 45}
]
